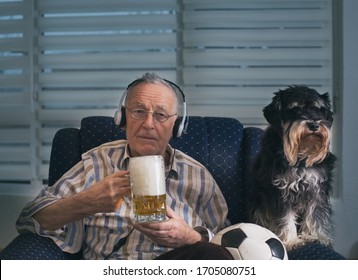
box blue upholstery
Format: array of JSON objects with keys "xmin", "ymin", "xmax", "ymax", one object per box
[
  {"xmin": 51, "ymin": 116, "xmax": 248, "ymax": 224},
  {"xmin": 0, "ymin": 233, "xmax": 80, "ymax": 260},
  {"xmin": 288, "ymin": 243, "xmax": 345, "ymax": 260},
  {"xmin": 0, "ymin": 116, "xmax": 345, "ymax": 260}
]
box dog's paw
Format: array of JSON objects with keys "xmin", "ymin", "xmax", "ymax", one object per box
[
  {"xmin": 299, "ymin": 233, "xmax": 333, "ymax": 247},
  {"xmin": 285, "ymin": 234, "xmax": 333, "ymax": 251}
]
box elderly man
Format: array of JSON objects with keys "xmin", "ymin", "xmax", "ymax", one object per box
[{"xmin": 16, "ymin": 72, "xmax": 231, "ymax": 260}]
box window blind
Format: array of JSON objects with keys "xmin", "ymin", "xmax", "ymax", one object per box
[
  {"xmin": 0, "ymin": 0, "xmax": 334, "ymax": 191},
  {"xmin": 0, "ymin": 0, "xmax": 34, "ymax": 188},
  {"xmin": 36, "ymin": 0, "xmax": 178, "ymax": 182},
  {"xmin": 181, "ymin": 0, "xmax": 333, "ymax": 125}
]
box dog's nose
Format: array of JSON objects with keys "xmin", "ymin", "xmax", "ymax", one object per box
[{"xmin": 308, "ymin": 122, "xmax": 320, "ymax": 132}]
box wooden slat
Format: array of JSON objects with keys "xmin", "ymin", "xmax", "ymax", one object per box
[
  {"xmin": 183, "ymin": 10, "xmax": 328, "ymax": 27},
  {"xmin": 0, "ymin": 146, "xmax": 31, "ymax": 162},
  {"xmin": 183, "ymin": 29, "xmax": 331, "ymax": 47},
  {"xmin": 39, "ymin": 14, "xmax": 176, "ymax": 32},
  {"xmin": 0, "ymin": 164, "xmax": 31, "ymax": 181},
  {"xmin": 38, "ymin": 70, "xmax": 176, "ymax": 87},
  {"xmin": 185, "ymin": 86, "xmax": 331, "ymax": 105},
  {"xmin": 183, "ymin": 67, "xmax": 331, "ymax": 85},
  {"xmin": 38, "ymin": 109, "xmax": 113, "ymax": 123},
  {"xmin": 0, "ymin": 128, "xmax": 31, "ymax": 143},
  {"xmin": 183, "ymin": 0, "xmax": 328, "ymax": 10},
  {"xmin": 38, "ymin": 90, "xmax": 119, "ymax": 108},
  {"xmin": 38, "ymin": 127, "xmax": 68, "ymax": 144},
  {"xmin": 188, "ymin": 104, "xmax": 267, "ymax": 126},
  {"xmin": 0, "ymin": 74, "xmax": 30, "ymax": 88},
  {"xmin": 0, "ymin": 93, "xmax": 29, "ymax": 107},
  {"xmin": 183, "ymin": 48, "xmax": 331, "ymax": 66},
  {"xmin": 39, "ymin": 164, "xmax": 49, "ymax": 181},
  {"xmin": 0, "ymin": 109, "xmax": 31, "ymax": 126},
  {"xmin": 39, "ymin": 52, "xmax": 176, "ymax": 69},
  {"xmin": 0, "ymin": 1, "xmax": 27, "ymax": 17},
  {"xmin": 0, "ymin": 56, "xmax": 29, "ymax": 70},
  {"xmin": 0, "ymin": 19, "xmax": 26, "ymax": 34},
  {"xmin": 38, "ymin": 0, "xmax": 176, "ymax": 13},
  {"xmin": 39, "ymin": 146, "xmax": 51, "ymax": 162},
  {"xmin": 0, "ymin": 37, "xmax": 29, "ymax": 52},
  {"xmin": 39, "ymin": 33, "xmax": 176, "ymax": 50}
]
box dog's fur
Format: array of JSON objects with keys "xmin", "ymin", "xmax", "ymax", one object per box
[{"xmin": 248, "ymin": 85, "xmax": 336, "ymax": 251}]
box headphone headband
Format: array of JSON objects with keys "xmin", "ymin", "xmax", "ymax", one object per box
[{"xmin": 113, "ymin": 77, "xmax": 188, "ymax": 138}]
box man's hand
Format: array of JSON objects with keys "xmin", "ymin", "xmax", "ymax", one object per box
[
  {"xmin": 86, "ymin": 170, "xmax": 131, "ymax": 213},
  {"xmin": 133, "ymin": 206, "xmax": 202, "ymax": 248}
]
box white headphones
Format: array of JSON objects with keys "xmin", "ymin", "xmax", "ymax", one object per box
[{"xmin": 114, "ymin": 78, "xmax": 188, "ymax": 138}]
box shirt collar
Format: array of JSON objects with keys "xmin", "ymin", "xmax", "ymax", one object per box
[{"xmin": 165, "ymin": 144, "xmax": 179, "ymax": 180}]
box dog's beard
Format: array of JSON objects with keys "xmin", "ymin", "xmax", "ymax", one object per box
[{"xmin": 283, "ymin": 120, "xmax": 331, "ymax": 167}]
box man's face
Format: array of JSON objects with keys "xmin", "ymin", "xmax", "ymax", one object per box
[{"xmin": 125, "ymin": 82, "xmax": 178, "ymax": 158}]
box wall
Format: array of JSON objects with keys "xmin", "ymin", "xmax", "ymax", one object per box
[
  {"xmin": 1, "ymin": 1, "xmax": 358, "ymax": 258},
  {"xmin": 0, "ymin": 194, "xmax": 36, "ymax": 250},
  {"xmin": 331, "ymin": 0, "xmax": 358, "ymax": 259}
]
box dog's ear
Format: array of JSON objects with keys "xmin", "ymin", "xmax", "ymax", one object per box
[
  {"xmin": 320, "ymin": 92, "xmax": 334, "ymax": 122},
  {"xmin": 263, "ymin": 92, "xmax": 282, "ymax": 126},
  {"xmin": 320, "ymin": 92, "xmax": 332, "ymax": 110}
]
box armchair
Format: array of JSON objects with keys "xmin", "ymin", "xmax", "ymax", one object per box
[{"xmin": 0, "ymin": 116, "xmax": 345, "ymax": 260}]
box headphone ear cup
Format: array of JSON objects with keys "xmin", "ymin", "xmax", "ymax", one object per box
[
  {"xmin": 173, "ymin": 117, "xmax": 182, "ymax": 138},
  {"xmin": 173, "ymin": 116, "xmax": 189, "ymax": 138},
  {"xmin": 114, "ymin": 109, "xmax": 121, "ymax": 126},
  {"xmin": 114, "ymin": 106, "xmax": 126, "ymax": 127},
  {"xmin": 114, "ymin": 90, "xmax": 127, "ymax": 126},
  {"xmin": 118, "ymin": 106, "xmax": 126, "ymax": 128}
]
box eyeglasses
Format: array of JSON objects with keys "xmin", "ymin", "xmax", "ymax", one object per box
[{"xmin": 125, "ymin": 107, "xmax": 177, "ymax": 123}]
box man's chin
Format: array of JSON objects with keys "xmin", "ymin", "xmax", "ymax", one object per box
[{"xmin": 134, "ymin": 146, "xmax": 159, "ymax": 157}]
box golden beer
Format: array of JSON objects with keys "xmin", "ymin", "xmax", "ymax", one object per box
[
  {"xmin": 129, "ymin": 155, "xmax": 166, "ymax": 223},
  {"xmin": 132, "ymin": 194, "xmax": 166, "ymax": 223}
]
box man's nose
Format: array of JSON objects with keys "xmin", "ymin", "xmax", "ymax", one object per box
[{"xmin": 143, "ymin": 112, "xmax": 155, "ymax": 126}]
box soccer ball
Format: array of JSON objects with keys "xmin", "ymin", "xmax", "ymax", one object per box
[{"xmin": 211, "ymin": 223, "xmax": 288, "ymax": 260}]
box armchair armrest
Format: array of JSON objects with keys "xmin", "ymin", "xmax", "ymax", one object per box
[{"xmin": 0, "ymin": 233, "xmax": 81, "ymax": 260}]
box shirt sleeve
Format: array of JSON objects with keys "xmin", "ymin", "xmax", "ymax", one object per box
[
  {"xmin": 200, "ymin": 168, "xmax": 229, "ymax": 235},
  {"xmin": 193, "ymin": 225, "xmax": 215, "ymax": 241},
  {"xmin": 15, "ymin": 160, "xmax": 88, "ymax": 253}
]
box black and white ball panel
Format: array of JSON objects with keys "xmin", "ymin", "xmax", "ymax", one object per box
[{"xmin": 211, "ymin": 223, "xmax": 288, "ymax": 260}]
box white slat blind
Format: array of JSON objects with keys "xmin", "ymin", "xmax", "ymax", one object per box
[
  {"xmin": 0, "ymin": 0, "xmax": 334, "ymax": 191},
  {"xmin": 0, "ymin": 0, "xmax": 33, "ymax": 187},
  {"xmin": 181, "ymin": 0, "xmax": 333, "ymax": 125},
  {"xmin": 36, "ymin": 0, "xmax": 178, "ymax": 182}
]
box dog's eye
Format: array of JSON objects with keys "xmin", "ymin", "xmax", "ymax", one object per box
[{"xmin": 287, "ymin": 102, "xmax": 299, "ymax": 109}]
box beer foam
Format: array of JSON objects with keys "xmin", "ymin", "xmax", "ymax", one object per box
[{"xmin": 129, "ymin": 155, "xmax": 166, "ymax": 196}]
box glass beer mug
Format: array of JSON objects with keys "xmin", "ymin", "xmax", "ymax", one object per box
[{"xmin": 128, "ymin": 155, "xmax": 167, "ymax": 223}]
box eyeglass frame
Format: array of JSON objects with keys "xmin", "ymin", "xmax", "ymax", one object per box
[{"xmin": 125, "ymin": 107, "xmax": 178, "ymax": 123}]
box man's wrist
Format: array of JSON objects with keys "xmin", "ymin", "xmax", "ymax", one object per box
[{"xmin": 194, "ymin": 226, "xmax": 213, "ymax": 242}]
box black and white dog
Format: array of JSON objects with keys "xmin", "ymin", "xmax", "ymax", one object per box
[{"xmin": 248, "ymin": 85, "xmax": 336, "ymax": 250}]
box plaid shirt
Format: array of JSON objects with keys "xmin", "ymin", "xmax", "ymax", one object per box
[{"xmin": 16, "ymin": 140, "xmax": 228, "ymax": 259}]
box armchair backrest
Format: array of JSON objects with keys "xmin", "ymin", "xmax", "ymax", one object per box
[{"xmin": 49, "ymin": 116, "xmax": 264, "ymax": 225}]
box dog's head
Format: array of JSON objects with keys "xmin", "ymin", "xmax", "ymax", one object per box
[{"xmin": 263, "ymin": 85, "xmax": 333, "ymax": 167}]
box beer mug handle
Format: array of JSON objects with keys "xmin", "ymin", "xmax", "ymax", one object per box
[{"xmin": 123, "ymin": 195, "xmax": 132, "ymax": 207}]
